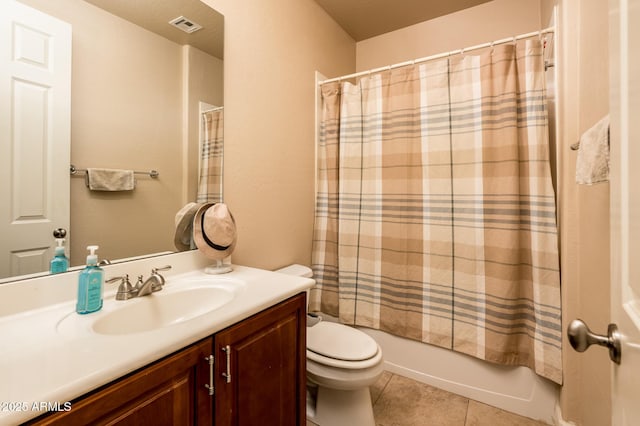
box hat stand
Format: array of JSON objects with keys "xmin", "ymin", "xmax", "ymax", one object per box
[{"xmin": 204, "ymin": 259, "xmax": 233, "ymax": 274}]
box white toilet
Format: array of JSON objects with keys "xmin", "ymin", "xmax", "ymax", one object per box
[{"xmin": 276, "ymin": 265, "xmax": 384, "ymax": 426}]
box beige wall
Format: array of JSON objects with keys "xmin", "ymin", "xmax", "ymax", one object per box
[
  {"xmin": 201, "ymin": 0, "xmax": 355, "ymax": 270},
  {"xmin": 557, "ymin": 0, "xmax": 611, "ymax": 425},
  {"xmin": 19, "ymin": 0, "xmax": 222, "ymax": 266},
  {"xmin": 540, "ymin": 0, "xmax": 556, "ymax": 26},
  {"xmin": 356, "ymin": 0, "xmax": 547, "ymax": 71},
  {"xmin": 20, "ymin": 0, "xmax": 355, "ymax": 271}
]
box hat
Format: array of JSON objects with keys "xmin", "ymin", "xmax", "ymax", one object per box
[
  {"xmin": 174, "ymin": 202, "xmax": 201, "ymax": 251},
  {"xmin": 193, "ymin": 203, "xmax": 237, "ymax": 260}
]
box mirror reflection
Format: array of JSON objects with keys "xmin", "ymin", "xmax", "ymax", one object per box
[{"xmin": 0, "ymin": 0, "xmax": 224, "ymax": 282}]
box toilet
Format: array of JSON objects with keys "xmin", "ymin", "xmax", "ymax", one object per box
[{"xmin": 276, "ymin": 265, "xmax": 384, "ymax": 426}]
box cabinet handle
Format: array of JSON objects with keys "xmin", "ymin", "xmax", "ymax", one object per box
[
  {"xmin": 204, "ymin": 355, "xmax": 214, "ymax": 396},
  {"xmin": 221, "ymin": 345, "xmax": 231, "ymax": 383}
]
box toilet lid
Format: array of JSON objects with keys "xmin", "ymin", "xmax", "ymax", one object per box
[{"xmin": 307, "ymin": 321, "xmax": 378, "ymax": 361}]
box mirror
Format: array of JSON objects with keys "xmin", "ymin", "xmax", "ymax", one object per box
[{"xmin": 1, "ymin": 0, "xmax": 223, "ymax": 282}]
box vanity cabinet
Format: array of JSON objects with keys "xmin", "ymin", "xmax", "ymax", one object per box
[
  {"xmin": 27, "ymin": 293, "xmax": 306, "ymax": 426},
  {"xmin": 214, "ymin": 293, "xmax": 306, "ymax": 426}
]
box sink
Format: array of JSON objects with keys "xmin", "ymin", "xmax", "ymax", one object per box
[
  {"xmin": 93, "ymin": 286, "xmax": 234, "ymax": 335},
  {"xmin": 57, "ymin": 277, "xmax": 242, "ymax": 336}
]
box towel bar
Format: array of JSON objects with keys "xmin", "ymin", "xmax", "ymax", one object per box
[
  {"xmin": 571, "ymin": 125, "xmax": 610, "ymax": 151},
  {"xmin": 70, "ymin": 164, "xmax": 159, "ymax": 178}
]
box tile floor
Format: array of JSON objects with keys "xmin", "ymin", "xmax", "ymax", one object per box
[{"xmin": 307, "ymin": 371, "xmax": 549, "ymax": 426}]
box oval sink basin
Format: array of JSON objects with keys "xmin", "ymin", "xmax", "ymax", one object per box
[
  {"xmin": 93, "ymin": 286, "xmax": 234, "ymax": 335},
  {"xmin": 56, "ymin": 278, "xmax": 242, "ymax": 336}
]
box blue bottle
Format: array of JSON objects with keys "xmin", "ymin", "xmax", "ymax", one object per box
[
  {"xmin": 50, "ymin": 238, "xmax": 69, "ymax": 274},
  {"xmin": 76, "ymin": 245, "xmax": 104, "ymax": 314}
]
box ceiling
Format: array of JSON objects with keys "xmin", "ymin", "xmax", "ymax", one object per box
[
  {"xmin": 313, "ymin": 0, "xmax": 492, "ymax": 41},
  {"xmin": 84, "ymin": 0, "xmax": 494, "ymax": 59},
  {"xmin": 84, "ymin": 0, "xmax": 224, "ymax": 59}
]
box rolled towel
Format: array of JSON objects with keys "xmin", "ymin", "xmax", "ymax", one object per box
[
  {"xmin": 575, "ymin": 115, "xmax": 610, "ymax": 185},
  {"xmin": 85, "ymin": 168, "xmax": 135, "ymax": 191}
]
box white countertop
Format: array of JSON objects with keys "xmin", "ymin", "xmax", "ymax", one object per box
[{"xmin": 0, "ymin": 259, "xmax": 313, "ymax": 425}]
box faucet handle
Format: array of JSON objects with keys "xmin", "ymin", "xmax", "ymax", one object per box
[
  {"xmin": 106, "ymin": 274, "xmax": 137, "ymax": 300},
  {"xmin": 150, "ymin": 265, "xmax": 172, "ymax": 291},
  {"xmin": 134, "ymin": 275, "xmax": 144, "ymax": 291},
  {"xmin": 106, "ymin": 275, "xmax": 123, "ymax": 286}
]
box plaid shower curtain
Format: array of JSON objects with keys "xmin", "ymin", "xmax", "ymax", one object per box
[
  {"xmin": 197, "ymin": 108, "xmax": 224, "ymax": 203},
  {"xmin": 311, "ymin": 40, "xmax": 562, "ymax": 384}
]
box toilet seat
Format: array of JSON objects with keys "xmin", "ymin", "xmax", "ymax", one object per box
[{"xmin": 307, "ymin": 322, "xmax": 382, "ymax": 369}]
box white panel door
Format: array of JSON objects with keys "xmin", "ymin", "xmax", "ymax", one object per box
[
  {"xmin": 0, "ymin": 1, "xmax": 71, "ymax": 279},
  {"xmin": 610, "ymin": 0, "xmax": 640, "ymax": 424}
]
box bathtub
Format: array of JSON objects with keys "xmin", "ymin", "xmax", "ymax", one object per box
[{"xmin": 359, "ymin": 327, "xmax": 560, "ymax": 424}]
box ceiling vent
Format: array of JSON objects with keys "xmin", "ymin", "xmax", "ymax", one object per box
[{"xmin": 169, "ymin": 16, "xmax": 202, "ymax": 34}]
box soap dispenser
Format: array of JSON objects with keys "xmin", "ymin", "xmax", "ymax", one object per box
[
  {"xmin": 76, "ymin": 245, "xmax": 104, "ymax": 314},
  {"xmin": 50, "ymin": 238, "xmax": 69, "ymax": 274}
]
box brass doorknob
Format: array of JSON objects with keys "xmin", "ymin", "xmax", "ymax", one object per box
[{"xmin": 567, "ymin": 319, "xmax": 621, "ymax": 364}]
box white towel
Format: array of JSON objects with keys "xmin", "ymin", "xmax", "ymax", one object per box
[
  {"xmin": 86, "ymin": 168, "xmax": 135, "ymax": 191},
  {"xmin": 575, "ymin": 115, "xmax": 610, "ymax": 185}
]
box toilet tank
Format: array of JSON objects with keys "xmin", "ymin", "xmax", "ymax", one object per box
[
  {"xmin": 275, "ymin": 264, "xmax": 313, "ymax": 278},
  {"xmin": 275, "ymin": 264, "xmax": 314, "ymax": 309}
]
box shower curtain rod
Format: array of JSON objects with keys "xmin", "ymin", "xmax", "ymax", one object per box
[
  {"xmin": 203, "ymin": 106, "xmax": 224, "ymax": 113},
  {"xmin": 318, "ymin": 26, "xmax": 555, "ymax": 85}
]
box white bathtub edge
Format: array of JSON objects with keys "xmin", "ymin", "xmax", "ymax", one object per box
[
  {"xmin": 553, "ymin": 402, "xmax": 577, "ymax": 426},
  {"xmin": 360, "ymin": 327, "xmax": 560, "ymax": 425}
]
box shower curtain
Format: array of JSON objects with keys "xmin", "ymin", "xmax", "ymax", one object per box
[
  {"xmin": 197, "ymin": 108, "xmax": 224, "ymax": 203},
  {"xmin": 311, "ymin": 40, "xmax": 562, "ymax": 384}
]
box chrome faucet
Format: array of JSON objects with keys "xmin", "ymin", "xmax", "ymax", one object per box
[
  {"xmin": 107, "ymin": 265, "xmax": 172, "ymax": 300},
  {"xmin": 135, "ymin": 265, "xmax": 172, "ymax": 297}
]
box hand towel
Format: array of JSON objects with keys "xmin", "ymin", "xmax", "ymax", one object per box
[
  {"xmin": 85, "ymin": 168, "xmax": 135, "ymax": 191},
  {"xmin": 575, "ymin": 115, "xmax": 610, "ymax": 185}
]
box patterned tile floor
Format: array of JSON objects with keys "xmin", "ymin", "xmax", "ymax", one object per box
[{"xmin": 307, "ymin": 371, "xmax": 549, "ymax": 426}]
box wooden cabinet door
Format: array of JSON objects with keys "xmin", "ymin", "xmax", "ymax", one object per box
[
  {"xmin": 28, "ymin": 338, "xmax": 213, "ymax": 425},
  {"xmin": 214, "ymin": 293, "xmax": 306, "ymax": 426}
]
